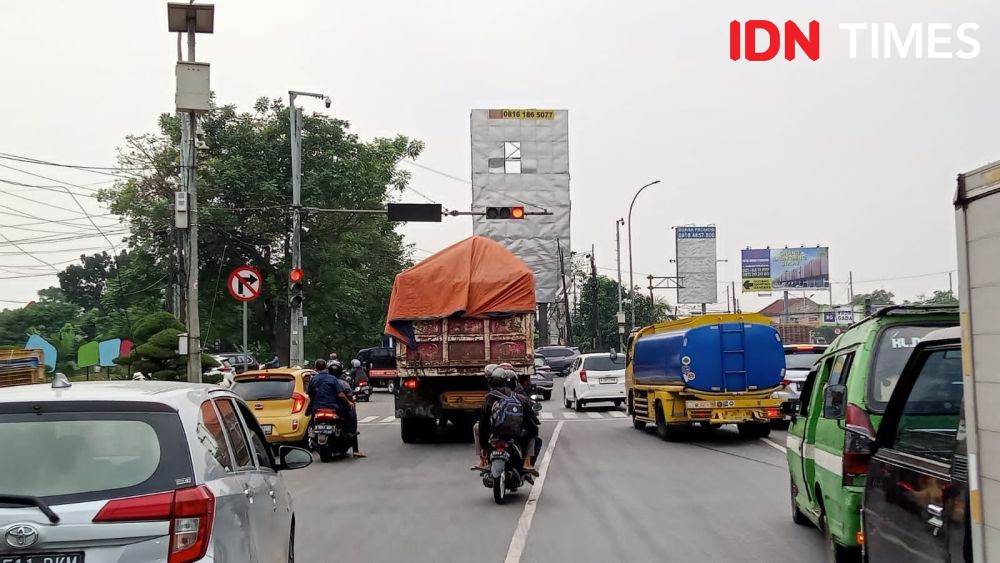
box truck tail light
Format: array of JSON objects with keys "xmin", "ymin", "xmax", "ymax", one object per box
[
  {"xmin": 843, "ymin": 403, "xmax": 875, "ymax": 484},
  {"xmin": 579, "ymin": 370, "xmax": 587, "ymax": 382},
  {"xmin": 94, "ymin": 485, "xmax": 215, "ymax": 563},
  {"xmin": 291, "ymin": 392, "xmax": 306, "ymax": 414},
  {"xmin": 402, "ymin": 378, "xmax": 418, "ymax": 390}
]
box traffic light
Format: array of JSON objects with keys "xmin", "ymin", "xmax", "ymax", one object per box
[
  {"xmin": 289, "ymin": 268, "xmax": 304, "ymax": 306},
  {"xmin": 485, "ymin": 206, "xmax": 525, "ymax": 220}
]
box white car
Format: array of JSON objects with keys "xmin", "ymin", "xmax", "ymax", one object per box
[
  {"xmin": 563, "ymin": 352, "xmax": 627, "ymax": 411},
  {"xmin": 0, "ymin": 377, "xmax": 313, "ymax": 562}
]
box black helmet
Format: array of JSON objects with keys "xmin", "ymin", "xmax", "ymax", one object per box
[{"xmin": 487, "ymin": 371, "xmax": 508, "ymax": 389}]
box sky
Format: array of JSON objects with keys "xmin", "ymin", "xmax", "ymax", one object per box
[{"xmin": 1, "ymin": 0, "xmax": 997, "ymax": 312}]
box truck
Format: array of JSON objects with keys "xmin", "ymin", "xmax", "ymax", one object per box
[
  {"xmin": 955, "ymin": 159, "xmax": 1000, "ymax": 562},
  {"xmin": 384, "ymin": 236, "xmax": 537, "ymax": 444},
  {"xmin": 625, "ymin": 313, "xmax": 786, "ymax": 440},
  {"xmin": 0, "ymin": 349, "xmax": 46, "ymax": 388},
  {"xmin": 356, "ymin": 345, "xmax": 398, "ymax": 393}
]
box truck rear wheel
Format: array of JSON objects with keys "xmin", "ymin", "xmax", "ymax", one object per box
[
  {"xmin": 401, "ymin": 418, "xmax": 433, "ymax": 443},
  {"xmin": 655, "ymin": 404, "xmax": 688, "ymax": 442}
]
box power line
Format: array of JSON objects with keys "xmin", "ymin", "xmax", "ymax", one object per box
[
  {"xmin": 399, "ymin": 159, "xmax": 548, "ymax": 211},
  {"xmin": 0, "ymin": 162, "xmax": 106, "ymax": 193},
  {"xmin": 0, "ymin": 177, "xmax": 100, "ymax": 198},
  {"xmin": 0, "ymin": 232, "xmax": 59, "ymax": 272},
  {"xmin": 0, "ymin": 152, "xmax": 149, "ymax": 179}
]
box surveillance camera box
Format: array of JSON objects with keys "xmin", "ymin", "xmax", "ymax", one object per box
[{"xmin": 175, "ymin": 62, "xmax": 211, "ymax": 114}]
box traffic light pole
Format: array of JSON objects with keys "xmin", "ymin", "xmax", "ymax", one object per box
[{"xmin": 289, "ymin": 96, "xmax": 304, "ymax": 368}]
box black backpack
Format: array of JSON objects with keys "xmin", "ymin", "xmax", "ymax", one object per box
[{"xmin": 489, "ymin": 389, "xmax": 524, "ymax": 437}]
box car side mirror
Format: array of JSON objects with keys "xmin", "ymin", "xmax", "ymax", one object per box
[
  {"xmin": 822, "ymin": 384, "xmax": 847, "ymax": 420},
  {"xmin": 277, "ymin": 445, "xmax": 313, "ymax": 471},
  {"xmin": 532, "ymin": 402, "xmax": 542, "ymax": 414}
]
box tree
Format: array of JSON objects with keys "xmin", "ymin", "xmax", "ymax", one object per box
[
  {"xmin": 921, "ymin": 289, "xmax": 959, "ymax": 306},
  {"xmin": 570, "ymin": 274, "xmax": 671, "ymax": 353},
  {"xmin": 58, "ymin": 252, "xmax": 117, "ymax": 310},
  {"xmin": 851, "ymin": 289, "xmax": 895, "ymax": 307},
  {"xmin": 101, "ymin": 98, "xmax": 422, "ymax": 363},
  {"xmin": 116, "ymin": 311, "xmax": 216, "ymax": 380}
]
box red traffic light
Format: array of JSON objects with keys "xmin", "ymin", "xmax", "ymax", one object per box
[
  {"xmin": 289, "ymin": 268, "xmax": 304, "ymax": 283},
  {"xmin": 511, "ymin": 206, "xmax": 525, "ymax": 219}
]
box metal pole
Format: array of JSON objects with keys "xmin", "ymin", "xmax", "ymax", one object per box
[
  {"xmin": 615, "ymin": 218, "xmax": 624, "ymax": 352},
  {"xmin": 183, "ymin": 17, "xmax": 201, "ymax": 383},
  {"xmin": 627, "ymin": 180, "xmax": 661, "ymax": 330},
  {"xmin": 782, "ymin": 290, "xmax": 790, "ymax": 325},
  {"xmin": 243, "ymin": 301, "xmax": 248, "ymax": 373},
  {"xmin": 648, "ymin": 275, "xmax": 655, "ymax": 323},
  {"xmin": 558, "ymin": 241, "xmax": 573, "ymax": 346},
  {"xmin": 289, "ymin": 94, "xmax": 303, "ymax": 368},
  {"xmin": 590, "ymin": 245, "xmax": 601, "ymax": 352}
]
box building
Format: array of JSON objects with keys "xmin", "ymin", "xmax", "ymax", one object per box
[{"xmin": 758, "ymin": 297, "xmax": 822, "ymax": 325}]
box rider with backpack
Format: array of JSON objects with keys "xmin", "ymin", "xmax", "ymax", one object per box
[{"xmin": 472, "ymin": 366, "xmax": 540, "ymax": 474}]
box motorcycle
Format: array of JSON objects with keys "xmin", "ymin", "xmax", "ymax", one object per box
[
  {"xmin": 480, "ymin": 402, "xmax": 543, "ymax": 505},
  {"xmin": 307, "ymin": 408, "xmax": 352, "ymax": 462},
  {"xmin": 353, "ymin": 379, "xmax": 372, "ymax": 402}
]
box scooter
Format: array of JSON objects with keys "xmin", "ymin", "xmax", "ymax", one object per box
[
  {"xmin": 354, "ymin": 379, "xmax": 372, "ymax": 402},
  {"xmin": 307, "ymin": 408, "xmax": 352, "ymax": 462},
  {"xmin": 480, "ymin": 403, "xmax": 543, "ymax": 505}
]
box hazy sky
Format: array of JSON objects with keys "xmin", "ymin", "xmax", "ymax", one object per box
[{"xmin": 1, "ymin": 0, "xmax": 997, "ymax": 312}]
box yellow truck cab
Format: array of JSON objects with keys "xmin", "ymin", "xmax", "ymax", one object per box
[{"xmin": 626, "ymin": 313, "xmax": 785, "ymax": 441}]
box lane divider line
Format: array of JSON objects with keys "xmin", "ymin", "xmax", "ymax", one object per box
[
  {"xmin": 762, "ymin": 438, "xmax": 785, "ymax": 453},
  {"xmin": 504, "ymin": 420, "xmax": 565, "ymax": 563},
  {"xmin": 360, "ymin": 416, "xmax": 379, "ymax": 423},
  {"xmin": 380, "ymin": 416, "xmax": 396, "ymax": 423}
]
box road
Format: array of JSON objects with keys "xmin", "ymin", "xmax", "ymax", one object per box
[{"xmin": 282, "ymin": 381, "xmax": 827, "ymax": 562}]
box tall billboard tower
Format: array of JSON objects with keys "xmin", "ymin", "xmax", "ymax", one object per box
[{"xmin": 470, "ymin": 109, "xmax": 571, "ymax": 343}]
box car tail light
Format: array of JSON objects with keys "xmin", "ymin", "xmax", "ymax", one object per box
[
  {"xmin": 314, "ymin": 409, "xmax": 338, "ymax": 420},
  {"xmin": 765, "ymin": 407, "xmax": 781, "ymax": 419},
  {"xmin": 358, "ymin": 381, "xmax": 369, "ymax": 387},
  {"xmin": 402, "ymin": 378, "xmax": 418, "ymax": 390},
  {"xmin": 781, "ymin": 379, "xmax": 791, "ymax": 386},
  {"xmin": 291, "ymin": 392, "xmax": 306, "ymax": 414},
  {"xmin": 94, "ymin": 486, "xmax": 214, "ymax": 563},
  {"xmin": 843, "ymin": 403, "xmax": 875, "ymax": 484},
  {"xmin": 256, "ymin": 374, "xmax": 269, "ymax": 380},
  {"xmin": 220, "ymin": 367, "xmax": 232, "ymax": 372},
  {"xmin": 579, "ymin": 370, "xmax": 587, "ymax": 382},
  {"xmin": 795, "ymin": 345, "xmax": 815, "ymax": 351}
]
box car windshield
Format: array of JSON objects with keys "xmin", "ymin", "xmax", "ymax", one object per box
[
  {"xmin": 868, "ymin": 324, "xmax": 953, "ymax": 412},
  {"xmin": 0, "ymin": 410, "xmax": 191, "ymax": 505},
  {"xmin": 534, "ymin": 357, "xmax": 546, "ymax": 367},
  {"xmin": 785, "ymin": 352, "xmax": 823, "ymax": 370},
  {"xmin": 231, "ymin": 378, "xmax": 295, "ymax": 400},
  {"xmin": 540, "ymin": 348, "xmax": 574, "ymax": 358},
  {"xmin": 583, "ymin": 356, "xmax": 625, "ymax": 371}
]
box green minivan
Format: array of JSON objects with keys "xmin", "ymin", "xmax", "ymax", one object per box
[{"xmin": 785, "ymin": 306, "xmax": 958, "ymax": 561}]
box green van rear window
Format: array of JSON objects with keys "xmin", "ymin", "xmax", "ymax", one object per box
[{"xmin": 868, "ymin": 324, "xmax": 950, "ymax": 412}]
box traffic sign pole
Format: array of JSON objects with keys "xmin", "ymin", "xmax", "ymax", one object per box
[{"xmin": 243, "ymin": 301, "xmax": 248, "ymax": 373}]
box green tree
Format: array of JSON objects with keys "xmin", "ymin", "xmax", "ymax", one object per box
[
  {"xmin": 101, "ymin": 98, "xmax": 422, "ymax": 363},
  {"xmin": 851, "ymin": 289, "xmax": 895, "ymax": 307},
  {"xmin": 920, "ymin": 289, "xmax": 959, "ymax": 306},
  {"xmin": 57, "ymin": 252, "xmax": 117, "ymax": 310},
  {"xmin": 571, "ymin": 274, "xmax": 671, "ymax": 353},
  {"xmin": 116, "ymin": 311, "xmax": 217, "ymax": 380}
]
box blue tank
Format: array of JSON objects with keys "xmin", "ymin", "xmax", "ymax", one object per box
[{"xmin": 632, "ymin": 321, "xmax": 784, "ymax": 392}]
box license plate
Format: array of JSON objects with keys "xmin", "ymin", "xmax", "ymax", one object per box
[
  {"xmin": 262, "ymin": 425, "xmax": 273, "ymax": 435},
  {"xmin": 599, "ymin": 377, "xmax": 617, "ymax": 384},
  {"xmin": 314, "ymin": 424, "xmax": 333, "ymax": 433},
  {"xmin": 1, "ymin": 554, "xmax": 84, "ymax": 563}
]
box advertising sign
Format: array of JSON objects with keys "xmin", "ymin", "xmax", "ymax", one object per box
[
  {"xmin": 822, "ymin": 308, "xmax": 857, "ymax": 325},
  {"xmin": 741, "ymin": 247, "xmax": 829, "ymax": 293},
  {"xmin": 675, "ymin": 226, "xmax": 718, "ymax": 304}
]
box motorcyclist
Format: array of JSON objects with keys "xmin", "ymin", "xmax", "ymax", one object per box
[
  {"xmin": 305, "ymin": 359, "xmax": 351, "ymax": 417},
  {"xmin": 471, "ymin": 366, "xmax": 539, "ymax": 474},
  {"xmin": 331, "ymin": 360, "xmax": 367, "ymax": 458},
  {"xmin": 349, "ymin": 358, "xmax": 369, "ymax": 385}
]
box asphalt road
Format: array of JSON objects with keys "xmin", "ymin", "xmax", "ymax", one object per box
[{"xmin": 282, "ymin": 381, "xmax": 827, "ymax": 562}]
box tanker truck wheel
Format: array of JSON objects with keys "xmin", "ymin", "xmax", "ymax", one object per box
[
  {"xmin": 655, "ymin": 404, "xmax": 689, "ymax": 442},
  {"xmin": 632, "ymin": 417, "xmax": 647, "ymax": 430}
]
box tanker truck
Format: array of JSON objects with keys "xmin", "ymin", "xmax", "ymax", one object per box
[{"xmin": 626, "ymin": 313, "xmax": 786, "ymax": 440}]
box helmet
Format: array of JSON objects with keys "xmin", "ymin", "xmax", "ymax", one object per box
[
  {"xmin": 484, "ymin": 363, "xmax": 499, "ymax": 376},
  {"xmin": 351, "ymin": 359, "xmax": 361, "ymax": 368},
  {"xmin": 487, "ymin": 371, "xmax": 509, "ymax": 389},
  {"xmin": 330, "ymin": 360, "xmax": 342, "ymax": 369}
]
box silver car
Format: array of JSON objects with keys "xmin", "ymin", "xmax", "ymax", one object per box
[{"xmin": 0, "ymin": 378, "xmax": 312, "ymax": 562}]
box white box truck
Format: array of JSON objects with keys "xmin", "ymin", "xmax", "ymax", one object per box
[{"xmin": 956, "ymin": 160, "xmax": 1000, "ymax": 561}]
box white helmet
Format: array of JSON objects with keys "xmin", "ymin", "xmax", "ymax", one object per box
[{"xmin": 351, "ymin": 359, "xmax": 361, "ymax": 368}]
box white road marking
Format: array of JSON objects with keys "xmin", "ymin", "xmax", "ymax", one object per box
[
  {"xmin": 380, "ymin": 416, "xmax": 396, "ymax": 423},
  {"xmin": 504, "ymin": 420, "xmax": 565, "ymax": 563},
  {"xmin": 762, "ymin": 438, "xmax": 785, "ymax": 453},
  {"xmin": 540, "ymin": 412, "xmax": 554, "ymax": 420},
  {"xmin": 609, "ymin": 411, "xmax": 627, "ymax": 418},
  {"xmin": 587, "ymin": 412, "xmax": 603, "ymax": 419},
  {"xmin": 562, "ymin": 412, "xmax": 578, "ymax": 419},
  {"xmin": 360, "ymin": 416, "xmax": 379, "ymax": 423}
]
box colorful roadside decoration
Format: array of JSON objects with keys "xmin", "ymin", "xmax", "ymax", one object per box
[{"xmin": 24, "ymin": 334, "xmax": 57, "ymax": 369}]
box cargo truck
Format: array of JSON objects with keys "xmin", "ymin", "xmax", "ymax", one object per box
[
  {"xmin": 384, "ymin": 236, "xmax": 536, "ymax": 443},
  {"xmin": 0, "ymin": 349, "xmax": 46, "ymax": 388},
  {"xmin": 626, "ymin": 313, "xmax": 786, "ymax": 440},
  {"xmin": 955, "ymin": 160, "xmax": 1000, "ymax": 562}
]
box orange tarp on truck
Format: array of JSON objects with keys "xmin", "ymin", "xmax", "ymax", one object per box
[{"xmin": 385, "ymin": 236, "xmax": 536, "ymax": 345}]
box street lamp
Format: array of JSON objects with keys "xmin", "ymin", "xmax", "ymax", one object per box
[
  {"xmin": 627, "ymin": 179, "xmax": 661, "ymax": 330},
  {"xmin": 288, "ymin": 90, "xmax": 330, "ymax": 367}
]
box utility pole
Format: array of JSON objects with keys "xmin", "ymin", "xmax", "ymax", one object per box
[
  {"xmin": 615, "ymin": 218, "xmax": 625, "ymax": 352},
  {"xmin": 590, "ymin": 245, "xmax": 601, "ymax": 352},
  {"xmin": 725, "ymin": 284, "xmax": 731, "ymax": 313},
  {"xmin": 287, "ymin": 90, "xmax": 330, "ymax": 368},
  {"xmin": 558, "ymin": 241, "xmax": 573, "ymax": 346},
  {"xmin": 848, "ymin": 271, "xmax": 855, "ymax": 307},
  {"xmin": 168, "ymin": 3, "xmax": 215, "ymax": 383},
  {"xmin": 648, "ymin": 276, "xmax": 656, "ymax": 323},
  {"xmin": 949, "ymin": 271, "xmax": 954, "ymax": 294},
  {"xmin": 782, "ymin": 290, "xmax": 790, "ymax": 325}
]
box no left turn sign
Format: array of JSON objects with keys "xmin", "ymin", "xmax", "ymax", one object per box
[{"xmin": 228, "ymin": 266, "xmax": 262, "ymax": 302}]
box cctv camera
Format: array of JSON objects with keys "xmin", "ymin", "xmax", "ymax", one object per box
[{"xmin": 323, "ymin": 96, "xmax": 332, "ymax": 109}]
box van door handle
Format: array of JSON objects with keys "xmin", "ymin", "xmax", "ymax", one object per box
[
  {"xmin": 927, "ymin": 504, "xmax": 944, "ymax": 518},
  {"xmin": 927, "ymin": 504, "xmax": 944, "ymax": 535}
]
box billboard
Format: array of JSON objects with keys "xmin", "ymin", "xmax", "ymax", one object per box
[
  {"xmin": 675, "ymin": 226, "xmax": 718, "ymax": 304},
  {"xmin": 470, "ymin": 109, "xmax": 571, "ymax": 303},
  {"xmin": 741, "ymin": 247, "xmax": 829, "ymax": 293}
]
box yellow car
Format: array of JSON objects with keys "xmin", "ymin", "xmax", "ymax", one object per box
[{"xmin": 230, "ymin": 368, "xmax": 315, "ymax": 444}]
